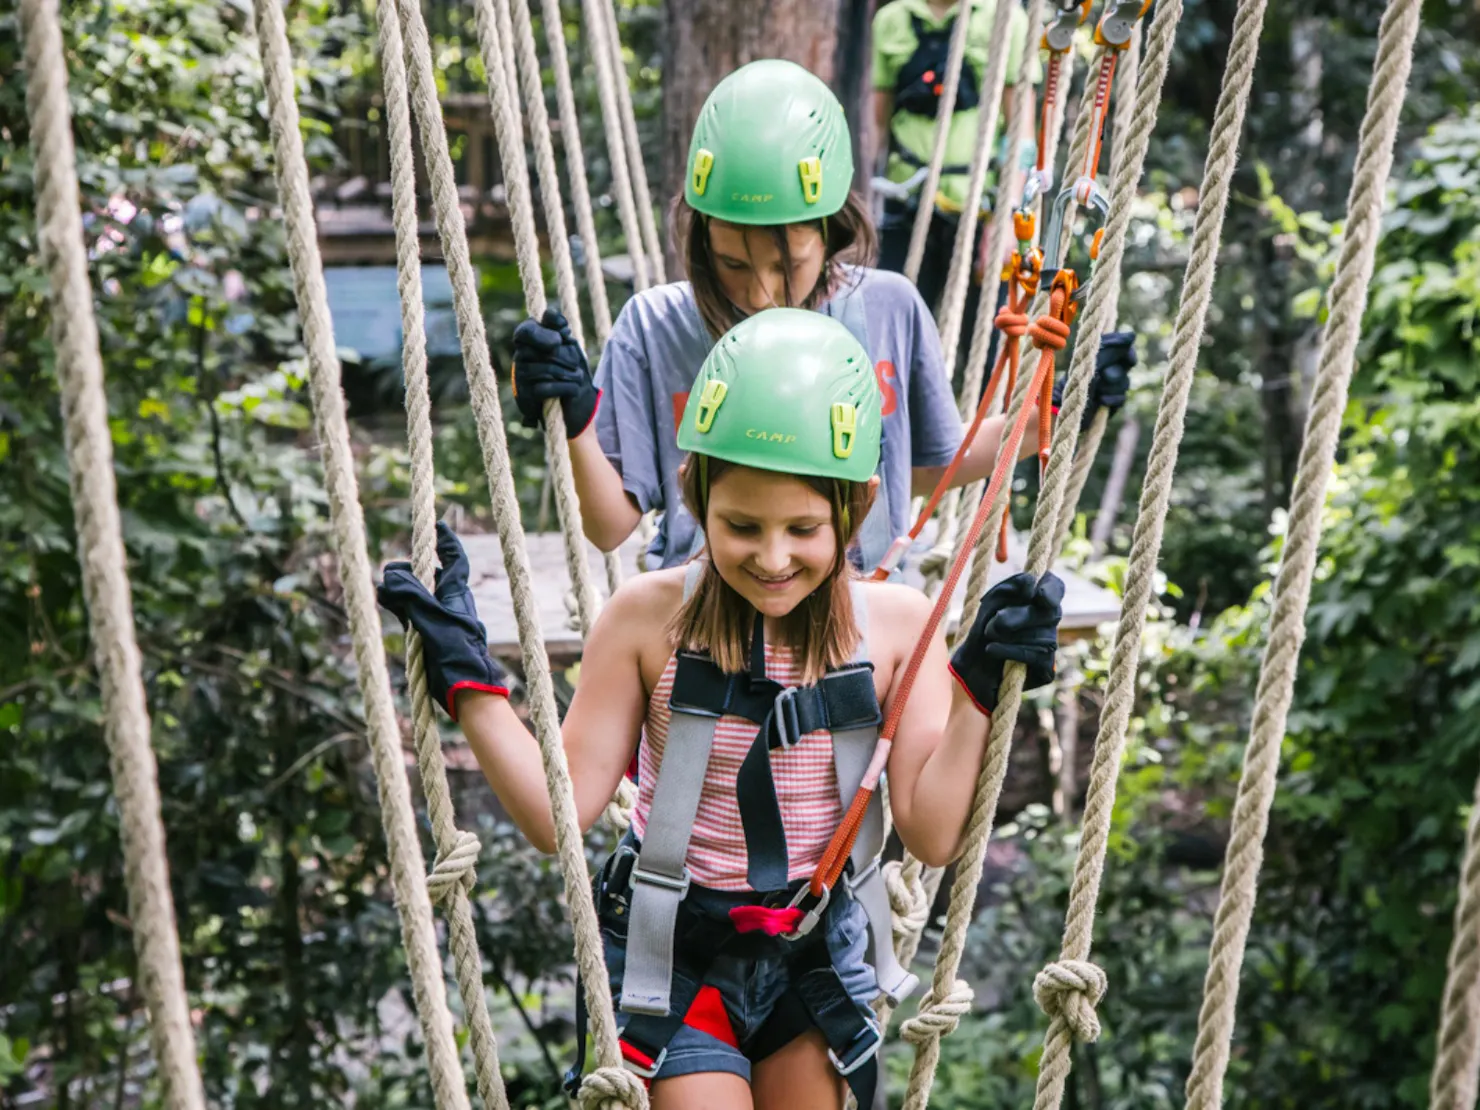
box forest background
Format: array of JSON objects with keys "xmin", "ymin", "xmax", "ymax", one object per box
[{"xmin": 2, "ymin": 0, "xmax": 1479, "ymax": 1105}]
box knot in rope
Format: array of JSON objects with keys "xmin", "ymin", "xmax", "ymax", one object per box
[
  {"xmin": 994, "ymin": 308, "xmax": 1030, "ymax": 339},
  {"xmin": 565, "ymin": 588, "xmax": 583, "ymax": 633},
  {"xmin": 884, "ymin": 859, "xmax": 930, "ymax": 943},
  {"xmin": 604, "ymin": 777, "xmax": 638, "ymax": 833},
  {"xmin": 426, "ymin": 829, "xmax": 481, "ymax": 905},
  {"xmin": 1033, "ymin": 959, "xmax": 1108, "ymax": 1043},
  {"xmin": 1029, "ymin": 313, "xmax": 1073, "ymax": 352},
  {"xmin": 900, "ymin": 979, "xmax": 975, "ymax": 1046},
  {"xmin": 576, "ymin": 1064, "xmax": 647, "ymax": 1110}
]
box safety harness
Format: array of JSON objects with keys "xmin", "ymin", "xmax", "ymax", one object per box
[
  {"xmin": 565, "ymin": 567, "xmax": 920, "ymax": 1104},
  {"xmin": 889, "ymin": 11, "xmax": 979, "ymax": 185}
]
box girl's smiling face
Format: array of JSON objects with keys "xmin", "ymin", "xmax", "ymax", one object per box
[{"xmin": 702, "ymin": 464, "xmax": 839, "ymax": 619}]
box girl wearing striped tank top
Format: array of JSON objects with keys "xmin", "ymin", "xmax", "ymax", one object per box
[{"xmin": 379, "ymin": 310, "xmax": 1064, "ymax": 1109}]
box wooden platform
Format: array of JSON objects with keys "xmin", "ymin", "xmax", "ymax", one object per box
[{"xmin": 462, "ymin": 526, "xmax": 1121, "ymax": 665}]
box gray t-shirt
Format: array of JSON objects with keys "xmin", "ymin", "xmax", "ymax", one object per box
[{"xmin": 592, "ymin": 265, "xmax": 963, "ymax": 570}]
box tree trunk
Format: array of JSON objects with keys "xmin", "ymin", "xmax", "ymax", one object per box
[
  {"xmin": 661, "ymin": 0, "xmax": 841, "ymax": 274},
  {"xmin": 833, "ymin": 0, "xmax": 877, "ymax": 195}
]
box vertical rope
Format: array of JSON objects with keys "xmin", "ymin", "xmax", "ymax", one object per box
[
  {"xmin": 19, "ymin": 3, "xmax": 206, "ymax": 1106},
  {"xmin": 582, "ymin": 0, "xmax": 649, "ymax": 292},
  {"xmin": 1182, "ymin": 1, "xmax": 1421, "ymax": 1102},
  {"xmin": 1029, "ymin": 0, "xmax": 1265, "ymax": 1102},
  {"xmin": 951, "ymin": 55, "xmax": 1111, "ymax": 649},
  {"xmin": 934, "ymin": 0, "xmax": 1021, "ymax": 368},
  {"xmin": 901, "ymin": 0, "xmax": 974, "ymax": 283},
  {"xmin": 924, "ymin": 38, "xmax": 1088, "ymax": 601},
  {"xmin": 958, "ymin": 0, "xmax": 1047, "ymax": 423},
  {"xmin": 897, "ymin": 4, "xmax": 1183, "ymax": 1105},
  {"xmin": 392, "ymin": 0, "xmax": 642, "ymax": 1103},
  {"xmin": 885, "ymin": 0, "xmax": 1042, "ymax": 969},
  {"xmin": 601, "ymin": 0, "xmax": 664, "ymax": 283},
  {"xmin": 249, "ymin": 0, "xmax": 472, "ymax": 1104},
  {"xmin": 376, "ymin": 1, "xmax": 511, "ymax": 1103},
  {"xmin": 474, "ymin": 0, "xmax": 603, "ymax": 636},
  {"xmin": 1051, "ymin": 26, "xmax": 1141, "ymax": 559},
  {"xmin": 1430, "ymin": 769, "xmax": 1480, "ymax": 1110},
  {"xmin": 504, "ymin": 0, "xmax": 625, "ymax": 598},
  {"xmin": 537, "ymin": 0, "xmax": 614, "ymax": 343}
]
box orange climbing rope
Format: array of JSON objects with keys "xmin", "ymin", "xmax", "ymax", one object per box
[
  {"xmin": 870, "ymin": 227, "xmax": 1042, "ymax": 582},
  {"xmin": 801, "ymin": 281, "xmax": 1079, "ymax": 915}
]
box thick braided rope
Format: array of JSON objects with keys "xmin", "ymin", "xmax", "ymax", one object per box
[
  {"xmin": 900, "ymin": 7, "xmax": 1182, "ymax": 1106},
  {"xmin": 536, "ymin": 0, "xmax": 614, "ymax": 342},
  {"xmin": 601, "ymin": 0, "xmax": 664, "ymax": 283},
  {"xmin": 951, "ymin": 58, "xmax": 1110, "ymax": 648},
  {"xmin": 19, "ymin": 3, "xmax": 206, "ymax": 1105},
  {"xmin": 917, "ymin": 0, "xmax": 1045, "ymax": 599},
  {"xmin": 504, "ymin": 0, "xmax": 629, "ymax": 799},
  {"xmin": 249, "ymin": 2, "xmax": 473, "ymax": 1104},
  {"xmin": 1050, "ymin": 26, "xmax": 1141, "ymax": 560},
  {"xmin": 934, "ymin": 0, "xmax": 1020, "ymax": 369},
  {"xmin": 581, "ymin": 0, "xmax": 649, "ymax": 292},
  {"xmin": 1183, "ymin": 1, "xmax": 1421, "ymax": 1103},
  {"xmin": 376, "ymin": 3, "xmax": 511, "ymax": 1104},
  {"xmin": 391, "ymin": 0, "xmax": 639, "ymax": 1101},
  {"xmin": 1430, "ymin": 770, "xmax": 1480, "ymax": 1110},
  {"xmin": 898, "ymin": 301, "xmax": 1071, "ymax": 1110},
  {"xmin": 1053, "ymin": 408, "xmax": 1110, "ymax": 556},
  {"xmin": 901, "ymin": 1, "xmax": 974, "ymax": 283},
  {"xmin": 926, "ymin": 39, "xmax": 1088, "ymax": 601},
  {"xmin": 1031, "ymin": 0, "xmax": 1262, "ymax": 1103},
  {"xmin": 502, "ymin": 0, "xmax": 625, "ymax": 602},
  {"xmin": 474, "ymin": 0, "xmax": 603, "ymax": 638},
  {"xmin": 507, "ymin": 0, "xmax": 587, "ymax": 356},
  {"xmin": 956, "ymin": 0, "xmax": 1046, "ymax": 421}
]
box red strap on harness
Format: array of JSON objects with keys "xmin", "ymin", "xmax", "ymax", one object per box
[{"xmin": 728, "ymin": 904, "xmax": 805, "ymax": 937}]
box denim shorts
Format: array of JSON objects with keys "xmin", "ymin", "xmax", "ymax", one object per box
[{"xmin": 599, "ymin": 885, "xmax": 880, "ymax": 1083}]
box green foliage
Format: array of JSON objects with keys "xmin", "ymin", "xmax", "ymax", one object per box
[{"xmin": 0, "ymin": 1, "xmax": 576, "ymax": 1104}]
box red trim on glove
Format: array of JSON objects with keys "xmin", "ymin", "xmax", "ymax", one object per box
[
  {"xmin": 446, "ymin": 680, "xmax": 510, "ymax": 721},
  {"xmin": 948, "ymin": 661, "xmax": 993, "ymax": 718},
  {"xmin": 570, "ymin": 388, "xmax": 603, "ymax": 439}
]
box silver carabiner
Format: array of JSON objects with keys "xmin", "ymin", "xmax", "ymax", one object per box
[{"xmin": 1040, "ymin": 175, "xmax": 1111, "ymax": 301}]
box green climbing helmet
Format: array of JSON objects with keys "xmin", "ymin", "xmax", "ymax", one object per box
[
  {"xmin": 677, "ymin": 309, "xmax": 880, "ymax": 484},
  {"xmin": 684, "ymin": 59, "xmax": 854, "ymax": 226}
]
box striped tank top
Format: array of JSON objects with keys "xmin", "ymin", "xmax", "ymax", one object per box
[{"xmin": 629, "ymin": 643, "xmax": 845, "ymax": 892}]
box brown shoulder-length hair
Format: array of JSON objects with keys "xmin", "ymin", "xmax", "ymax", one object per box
[
  {"xmin": 667, "ymin": 456, "xmax": 876, "ymax": 685},
  {"xmin": 673, "ymin": 190, "xmax": 879, "ymax": 341}
]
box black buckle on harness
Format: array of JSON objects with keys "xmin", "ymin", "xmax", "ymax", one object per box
[{"xmin": 829, "ymin": 1012, "xmax": 883, "ymax": 1077}]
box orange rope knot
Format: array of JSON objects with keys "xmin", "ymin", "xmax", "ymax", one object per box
[
  {"xmin": 994, "ymin": 308, "xmax": 1030, "ymax": 339},
  {"xmin": 1029, "ymin": 314, "xmax": 1072, "ymax": 352}
]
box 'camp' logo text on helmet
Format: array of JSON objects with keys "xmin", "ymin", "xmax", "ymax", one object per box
[
  {"xmin": 731, "ymin": 193, "xmax": 775, "ymax": 203},
  {"xmin": 745, "ymin": 429, "xmax": 797, "ymax": 444}
]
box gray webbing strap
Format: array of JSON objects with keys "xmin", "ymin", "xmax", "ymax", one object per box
[
  {"xmin": 835, "ymin": 582, "xmax": 920, "ymax": 1005},
  {"xmin": 621, "ymin": 708, "xmax": 715, "ymax": 1015},
  {"xmin": 620, "ymin": 558, "xmax": 712, "ymax": 1015}
]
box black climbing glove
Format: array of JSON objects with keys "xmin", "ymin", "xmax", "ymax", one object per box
[
  {"xmin": 1052, "ymin": 330, "xmax": 1137, "ymax": 432},
  {"xmin": 377, "ymin": 522, "xmax": 509, "ymax": 720},
  {"xmin": 950, "ymin": 571, "xmax": 1065, "ymax": 714},
  {"xmin": 511, "ymin": 308, "xmax": 600, "ymax": 436}
]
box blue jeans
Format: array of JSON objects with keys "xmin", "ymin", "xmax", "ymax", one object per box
[{"xmin": 600, "ymin": 883, "xmax": 880, "ymax": 1082}]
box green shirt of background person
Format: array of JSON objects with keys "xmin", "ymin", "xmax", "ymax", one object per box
[{"xmin": 871, "ymin": 0, "xmax": 1040, "ymax": 217}]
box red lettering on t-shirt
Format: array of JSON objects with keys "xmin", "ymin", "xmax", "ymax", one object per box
[
  {"xmin": 875, "ymin": 360, "xmax": 899, "ymax": 416},
  {"xmin": 672, "ymin": 391, "xmax": 689, "ymax": 431}
]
